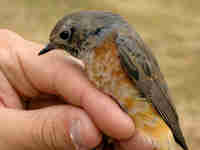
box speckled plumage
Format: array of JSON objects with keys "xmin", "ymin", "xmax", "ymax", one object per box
[{"xmin": 39, "ymin": 11, "xmax": 188, "ymax": 150}]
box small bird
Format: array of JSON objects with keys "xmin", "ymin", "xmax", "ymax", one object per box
[{"xmin": 39, "ymin": 11, "xmax": 188, "ymax": 150}]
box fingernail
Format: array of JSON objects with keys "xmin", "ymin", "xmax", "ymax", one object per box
[{"xmin": 69, "ymin": 120, "xmax": 89, "ymax": 150}]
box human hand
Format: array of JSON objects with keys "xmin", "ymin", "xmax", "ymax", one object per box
[{"xmin": 0, "ymin": 29, "xmax": 153, "ymax": 150}]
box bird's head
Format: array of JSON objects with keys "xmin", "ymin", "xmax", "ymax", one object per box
[{"xmin": 39, "ymin": 11, "xmax": 126, "ymax": 62}]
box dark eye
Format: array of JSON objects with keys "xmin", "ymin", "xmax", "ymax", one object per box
[{"xmin": 60, "ymin": 31, "xmax": 70, "ymax": 40}]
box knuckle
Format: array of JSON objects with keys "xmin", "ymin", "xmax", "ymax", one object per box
[
  {"xmin": 47, "ymin": 109, "xmax": 72, "ymax": 149},
  {"xmin": 31, "ymin": 106, "xmax": 102, "ymax": 149},
  {"xmin": 71, "ymin": 109, "xmax": 102, "ymax": 149},
  {"xmin": 30, "ymin": 111, "xmax": 67, "ymax": 150},
  {"xmin": 57, "ymin": 107, "xmax": 102, "ymax": 149},
  {"xmin": 31, "ymin": 116, "xmax": 53, "ymax": 149}
]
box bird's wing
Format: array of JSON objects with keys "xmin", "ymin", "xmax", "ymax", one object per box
[{"xmin": 116, "ymin": 32, "xmax": 187, "ymax": 150}]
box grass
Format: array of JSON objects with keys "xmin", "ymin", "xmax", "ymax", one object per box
[{"xmin": 1, "ymin": 0, "xmax": 199, "ymax": 149}]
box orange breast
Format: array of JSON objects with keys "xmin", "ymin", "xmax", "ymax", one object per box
[
  {"xmin": 85, "ymin": 34, "xmax": 175, "ymax": 149},
  {"xmin": 86, "ymin": 34, "xmax": 140, "ymax": 100}
]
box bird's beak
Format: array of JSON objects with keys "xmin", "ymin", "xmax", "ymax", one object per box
[{"xmin": 38, "ymin": 43, "xmax": 57, "ymax": 55}]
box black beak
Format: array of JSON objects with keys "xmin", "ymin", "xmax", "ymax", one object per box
[{"xmin": 38, "ymin": 43, "xmax": 57, "ymax": 56}]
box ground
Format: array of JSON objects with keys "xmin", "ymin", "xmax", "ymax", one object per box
[{"xmin": 0, "ymin": 0, "xmax": 199, "ymax": 149}]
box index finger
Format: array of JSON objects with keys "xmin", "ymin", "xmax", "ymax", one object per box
[{"xmin": 9, "ymin": 31, "xmax": 135, "ymax": 140}]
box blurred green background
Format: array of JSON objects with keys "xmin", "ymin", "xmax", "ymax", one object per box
[{"xmin": 1, "ymin": 0, "xmax": 199, "ymax": 149}]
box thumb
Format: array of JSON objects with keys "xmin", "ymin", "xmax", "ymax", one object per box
[{"xmin": 0, "ymin": 105, "xmax": 102, "ymax": 150}]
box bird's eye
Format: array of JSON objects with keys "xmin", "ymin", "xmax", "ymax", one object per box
[{"xmin": 60, "ymin": 31, "xmax": 70, "ymax": 40}]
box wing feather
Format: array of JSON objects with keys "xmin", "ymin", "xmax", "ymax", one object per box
[{"xmin": 116, "ymin": 33, "xmax": 188, "ymax": 150}]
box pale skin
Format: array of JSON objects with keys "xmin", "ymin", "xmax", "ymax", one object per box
[{"xmin": 0, "ymin": 29, "xmax": 153, "ymax": 150}]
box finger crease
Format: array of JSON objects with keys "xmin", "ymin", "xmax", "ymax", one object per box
[{"xmin": 16, "ymin": 50, "xmax": 41, "ymax": 96}]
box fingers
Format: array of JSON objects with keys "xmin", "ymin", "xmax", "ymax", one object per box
[
  {"xmin": 39, "ymin": 52, "xmax": 135, "ymax": 139},
  {"xmin": 0, "ymin": 70, "xmax": 23, "ymax": 109},
  {"xmin": 5, "ymin": 31, "xmax": 135, "ymax": 139},
  {"xmin": 78, "ymin": 87, "xmax": 135, "ymax": 139},
  {"xmin": 117, "ymin": 130, "xmax": 154, "ymax": 150},
  {"xmin": 45, "ymin": 54, "xmax": 135, "ymax": 139},
  {"xmin": 0, "ymin": 30, "xmax": 42, "ymax": 98},
  {"xmin": 0, "ymin": 104, "xmax": 102, "ymax": 150},
  {"xmin": 0, "ymin": 29, "xmax": 156, "ymax": 150}
]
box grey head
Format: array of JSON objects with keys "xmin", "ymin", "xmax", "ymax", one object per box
[{"xmin": 39, "ymin": 11, "xmax": 128, "ymax": 61}]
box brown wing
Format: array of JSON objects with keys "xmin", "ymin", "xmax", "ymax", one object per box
[{"xmin": 116, "ymin": 32, "xmax": 188, "ymax": 150}]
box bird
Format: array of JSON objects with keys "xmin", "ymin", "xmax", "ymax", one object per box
[{"xmin": 38, "ymin": 11, "xmax": 188, "ymax": 150}]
